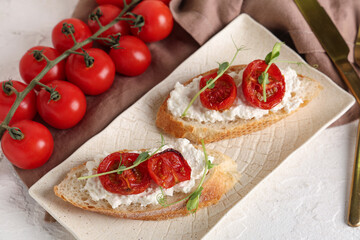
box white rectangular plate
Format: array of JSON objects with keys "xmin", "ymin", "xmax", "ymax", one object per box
[{"xmin": 29, "ymin": 14, "xmax": 355, "ymax": 240}]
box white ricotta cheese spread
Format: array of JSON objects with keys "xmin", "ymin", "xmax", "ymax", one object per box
[
  {"xmin": 166, "ymin": 67, "xmax": 303, "ymax": 123},
  {"xmin": 82, "ymin": 138, "xmax": 213, "ymax": 208}
]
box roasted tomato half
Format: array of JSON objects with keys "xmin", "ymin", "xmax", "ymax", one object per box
[
  {"xmin": 199, "ymin": 73, "xmax": 237, "ymax": 111},
  {"xmin": 242, "ymin": 59, "xmax": 285, "ymax": 109},
  {"xmin": 98, "ymin": 152, "xmax": 151, "ymax": 195},
  {"xmin": 147, "ymin": 149, "xmax": 191, "ymax": 189}
]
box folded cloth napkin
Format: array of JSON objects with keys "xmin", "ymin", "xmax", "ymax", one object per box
[{"xmin": 14, "ymin": 0, "xmax": 360, "ymax": 187}]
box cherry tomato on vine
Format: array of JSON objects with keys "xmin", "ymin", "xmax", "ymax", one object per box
[
  {"xmin": 96, "ymin": 0, "xmax": 131, "ymax": 8},
  {"xmin": 98, "ymin": 152, "xmax": 151, "ymax": 195},
  {"xmin": 147, "ymin": 149, "xmax": 191, "ymax": 189},
  {"xmin": 65, "ymin": 48, "xmax": 115, "ymax": 95},
  {"xmin": 1, "ymin": 120, "xmax": 54, "ymax": 169},
  {"xmin": 199, "ymin": 73, "xmax": 237, "ymax": 111},
  {"xmin": 242, "ymin": 59, "xmax": 285, "ymax": 110},
  {"xmin": 88, "ymin": 4, "xmax": 130, "ymax": 46},
  {"xmin": 109, "ymin": 36, "xmax": 151, "ymax": 76},
  {"xmin": 52, "ymin": 18, "xmax": 93, "ymax": 53},
  {"xmin": 144, "ymin": 0, "xmax": 171, "ymax": 6},
  {"xmin": 0, "ymin": 81, "xmax": 37, "ymax": 124},
  {"xmin": 130, "ymin": 0, "xmax": 173, "ymax": 42},
  {"xmin": 19, "ymin": 46, "xmax": 65, "ymax": 87},
  {"xmin": 37, "ymin": 80, "xmax": 86, "ymax": 129}
]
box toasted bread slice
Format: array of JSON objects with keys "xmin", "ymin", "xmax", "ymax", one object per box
[
  {"xmin": 156, "ymin": 65, "xmax": 322, "ymax": 144},
  {"xmin": 54, "ymin": 149, "xmax": 238, "ymax": 220}
]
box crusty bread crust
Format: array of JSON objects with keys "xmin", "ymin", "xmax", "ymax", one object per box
[
  {"xmin": 54, "ymin": 149, "xmax": 238, "ymax": 220},
  {"xmin": 156, "ymin": 65, "xmax": 322, "ymax": 144}
]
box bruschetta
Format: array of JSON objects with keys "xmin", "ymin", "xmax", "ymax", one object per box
[{"xmin": 54, "ymin": 138, "xmax": 238, "ymax": 220}]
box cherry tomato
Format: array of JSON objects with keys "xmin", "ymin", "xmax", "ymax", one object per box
[
  {"xmin": 1, "ymin": 120, "xmax": 54, "ymax": 169},
  {"xmin": 65, "ymin": 48, "xmax": 115, "ymax": 95},
  {"xmin": 144, "ymin": 0, "xmax": 171, "ymax": 6},
  {"xmin": 88, "ymin": 4, "xmax": 130, "ymax": 46},
  {"xmin": 109, "ymin": 36, "xmax": 151, "ymax": 76},
  {"xmin": 130, "ymin": 1, "xmax": 173, "ymax": 42},
  {"xmin": 199, "ymin": 73, "xmax": 237, "ymax": 111},
  {"xmin": 36, "ymin": 80, "xmax": 86, "ymax": 129},
  {"xmin": 52, "ymin": 18, "xmax": 93, "ymax": 53},
  {"xmin": 96, "ymin": 0, "xmax": 131, "ymax": 8},
  {"xmin": 147, "ymin": 149, "xmax": 191, "ymax": 189},
  {"xmin": 0, "ymin": 81, "xmax": 37, "ymax": 124},
  {"xmin": 98, "ymin": 152, "xmax": 151, "ymax": 195},
  {"xmin": 19, "ymin": 46, "xmax": 65, "ymax": 87},
  {"xmin": 242, "ymin": 60, "xmax": 285, "ymax": 109}
]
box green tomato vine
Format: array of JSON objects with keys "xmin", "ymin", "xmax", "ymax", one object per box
[{"xmin": 0, "ymin": 0, "xmax": 143, "ymax": 139}]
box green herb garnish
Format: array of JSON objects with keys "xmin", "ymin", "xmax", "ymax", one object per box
[
  {"xmin": 116, "ymin": 155, "xmax": 126, "ymax": 174},
  {"xmin": 156, "ymin": 139, "xmax": 213, "ymax": 213},
  {"xmin": 181, "ymin": 41, "xmax": 245, "ymax": 117},
  {"xmin": 133, "ymin": 151, "xmax": 150, "ymax": 166},
  {"xmin": 78, "ymin": 135, "xmax": 165, "ymax": 180},
  {"xmin": 258, "ymin": 42, "xmax": 282, "ymax": 102}
]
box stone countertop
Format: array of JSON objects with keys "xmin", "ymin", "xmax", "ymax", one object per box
[{"xmin": 1, "ymin": 0, "xmax": 360, "ymax": 239}]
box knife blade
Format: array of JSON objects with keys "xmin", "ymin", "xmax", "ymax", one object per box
[
  {"xmin": 294, "ymin": 0, "xmax": 360, "ymax": 103},
  {"xmin": 294, "ymin": 0, "xmax": 360, "ymax": 227}
]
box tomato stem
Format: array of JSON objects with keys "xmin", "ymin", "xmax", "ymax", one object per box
[
  {"xmin": 36, "ymin": 81, "xmax": 52, "ymax": 91},
  {"xmin": 67, "ymin": 50, "xmax": 86, "ymax": 56},
  {"xmin": 118, "ymin": 17, "xmax": 135, "ymax": 21},
  {"xmin": 36, "ymin": 82, "xmax": 61, "ymax": 102},
  {"xmin": 0, "ymin": 0, "xmax": 142, "ymax": 139},
  {"xmin": 31, "ymin": 49, "xmax": 45, "ymax": 61},
  {"xmin": 90, "ymin": 10, "xmax": 104, "ymax": 28},
  {"xmin": 0, "ymin": 125, "xmax": 24, "ymax": 140},
  {"xmin": 92, "ymin": 37, "xmax": 112, "ymax": 41},
  {"xmin": 2, "ymin": 81, "xmax": 19, "ymax": 96}
]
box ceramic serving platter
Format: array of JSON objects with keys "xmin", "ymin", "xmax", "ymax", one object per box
[{"xmin": 29, "ymin": 14, "xmax": 355, "ymax": 240}]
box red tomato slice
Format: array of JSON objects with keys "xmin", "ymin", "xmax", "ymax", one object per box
[
  {"xmin": 98, "ymin": 152, "xmax": 151, "ymax": 195},
  {"xmin": 242, "ymin": 59, "xmax": 285, "ymax": 110},
  {"xmin": 199, "ymin": 73, "xmax": 237, "ymax": 111},
  {"xmin": 147, "ymin": 149, "xmax": 191, "ymax": 189}
]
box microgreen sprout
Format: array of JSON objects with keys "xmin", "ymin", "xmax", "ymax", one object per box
[
  {"xmin": 116, "ymin": 155, "xmax": 126, "ymax": 174},
  {"xmin": 258, "ymin": 42, "xmax": 282, "ymax": 102},
  {"xmin": 156, "ymin": 139, "xmax": 214, "ymax": 213},
  {"xmin": 181, "ymin": 41, "xmax": 245, "ymax": 117}
]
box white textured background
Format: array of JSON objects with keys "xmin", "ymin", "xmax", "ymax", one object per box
[{"xmin": 1, "ymin": 0, "xmax": 360, "ymax": 239}]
